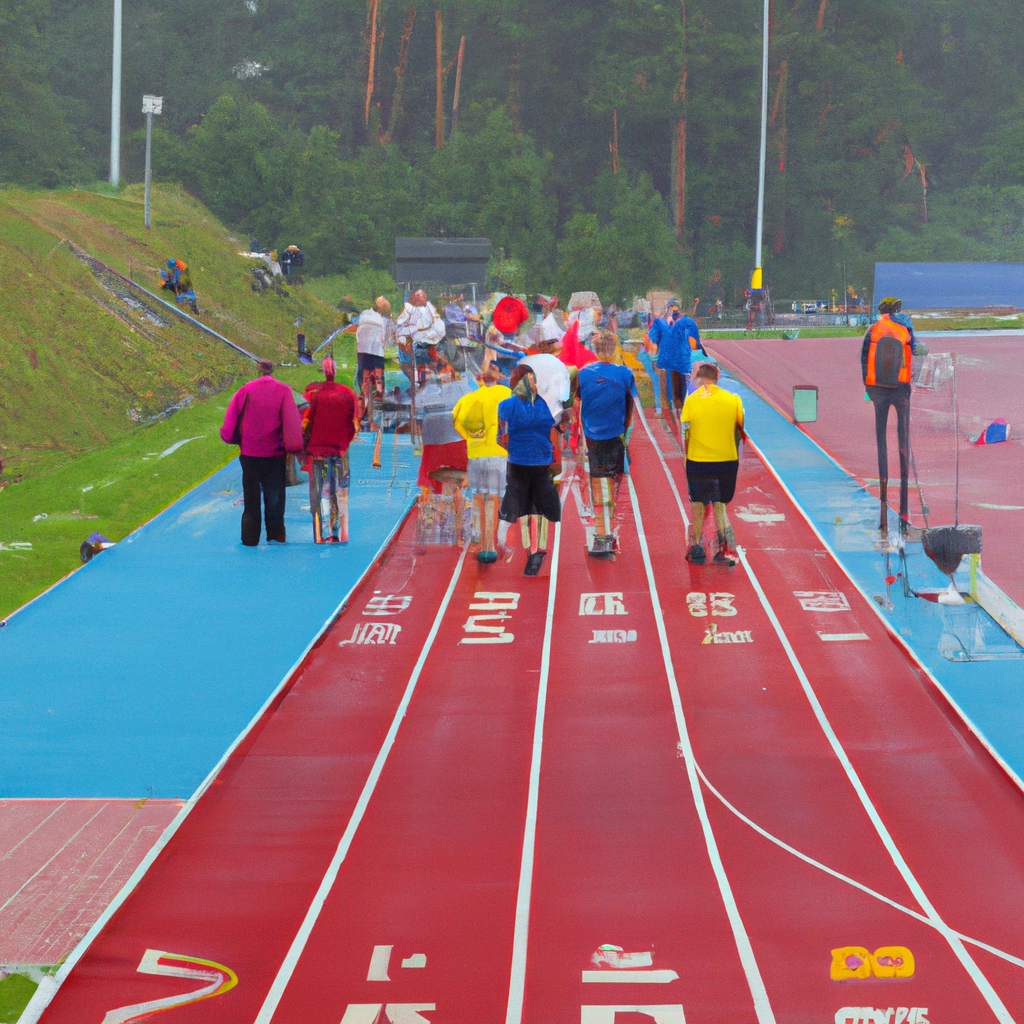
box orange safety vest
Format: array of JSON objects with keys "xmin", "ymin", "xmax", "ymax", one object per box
[{"xmin": 864, "ymin": 316, "xmax": 912, "ymax": 387}]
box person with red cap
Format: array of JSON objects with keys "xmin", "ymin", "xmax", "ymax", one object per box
[
  {"xmin": 303, "ymin": 357, "xmax": 361, "ymax": 543},
  {"xmin": 220, "ymin": 360, "xmax": 304, "ymax": 546}
]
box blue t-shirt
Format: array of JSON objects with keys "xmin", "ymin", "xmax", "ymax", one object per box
[
  {"xmin": 578, "ymin": 361, "xmax": 635, "ymax": 441},
  {"xmin": 655, "ymin": 318, "xmax": 693, "ymax": 374},
  {"xmin": 498, "ymin": 395, "xmax": 556, "ymax": 466}
]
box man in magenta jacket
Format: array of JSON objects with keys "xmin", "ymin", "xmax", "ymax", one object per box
[{"xmin": 220, "ymin": 360, "xmax": 304, "ymax": 546}]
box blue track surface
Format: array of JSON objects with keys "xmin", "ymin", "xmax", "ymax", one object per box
[
  {"xmin": 727, "ymin": 372, "xmax": 1024, "ymax": 784},
  {"xmin": 0, "ymin": 435, "xmax": 417, "ymax": 799}
]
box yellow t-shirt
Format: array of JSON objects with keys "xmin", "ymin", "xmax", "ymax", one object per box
[
  {"xmin": 452, "ymin": 384, "xmax": 513, "ymax": 458},
  {"xmin": 681, "ymin": 384, "xmax": 744, "ymax": 462}
]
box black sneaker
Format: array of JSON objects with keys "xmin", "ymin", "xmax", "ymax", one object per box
[
  {"xmin": 523, "ymin": 551, "xmax": 546, "ymax": 576},
  {"xmin": 588, "ymin": 535, "xmax": 616, "ymax": 558},
  {"xmin": 687, "ymin": 543, "xmax": 706, "ymax": 565},
  {"xmin": 713, "ymin": 548, "xmax": 737, "ymax": 567}
]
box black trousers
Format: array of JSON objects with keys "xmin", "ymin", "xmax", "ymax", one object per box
[
  {"xmin": 239, "ymin": 454, "xmax": 287, "ymax": 545},
  {"xmin": 867, "ymin": 383, "xmax": 911, "ymax": 519}
]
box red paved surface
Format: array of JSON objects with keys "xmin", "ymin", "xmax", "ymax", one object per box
[
  {"xmin": 708, "ymin": 334, "xmax": 1024, "ymax": 609},
  {"xmin": 30, "ymin": 411, "xmax": 1024, "ymax": 1024},
  {"xmin": 0, "ymin": 800, "xmax": 179, "ymax": 965}
]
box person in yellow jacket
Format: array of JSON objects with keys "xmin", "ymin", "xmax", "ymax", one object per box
[
  {"xmin": 452, "ymin": 362, "xmax": 513, "ymax": 563},
  {"xmin": 681, "ymin": 362, "xmax": 745, "ymax": 566}
]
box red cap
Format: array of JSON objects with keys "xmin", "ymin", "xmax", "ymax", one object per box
[{"xmin": 492, "ymin": 296, "xmax": 530, "ymax": 335}]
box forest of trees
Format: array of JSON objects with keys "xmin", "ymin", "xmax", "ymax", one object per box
[{"xmin": 3, "ymin": 0, "xmax": 1024, "ymax": 303}]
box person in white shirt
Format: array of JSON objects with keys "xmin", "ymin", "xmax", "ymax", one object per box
[{"xmin": 395, "ymin": 289, "xmax": 446, "ymax": 387}]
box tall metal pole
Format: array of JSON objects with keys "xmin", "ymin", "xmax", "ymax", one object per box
[
  {"xmin": 144, "ymin": 110, "xmax": 153, "ymax": 230},
  {"xmin": 751, "ymin": 0, "xmax": 769, "ymax": 292},
  {"xmin": 110, "ymin": 0, "xmax": 122, "ymax": 186}
]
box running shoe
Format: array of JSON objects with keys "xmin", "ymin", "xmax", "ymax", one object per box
[
  {"xmin": 523, "ymin": 551, "xmax": 546, "ymax": 576},
  {"xmin": 477, "ymin": 550, "xmax": 498, "ymax": 564},
  {"xmin": 588, "ymin": 535, "xmax": 616, "ymax": 557},
  {"xmin": 713, "ymin": 547, "xmax": 738, "ymax": 567},
  {"xmin": 687, "ymin": 543, "xmax": 706, "ymax": 565}
]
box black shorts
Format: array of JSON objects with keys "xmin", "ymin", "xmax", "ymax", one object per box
[
  {"xmin": 686, "ymin": 459, "xmax": 739, "ymax": 504},
  {"xmin": 586, "ymin": 436, "xmax": 625, "ymax": 478},
  {"xmin": 356, "ymin": 353, "xmax": 385, "ymax": 387},
  {"xmin": 499, "ymin": 463, "xmax": 562, "ymax": 523}
]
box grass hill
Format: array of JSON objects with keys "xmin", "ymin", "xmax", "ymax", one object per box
[{"xmin": 0, "ymin": 183, "xmax": 352, "ymax": 618}]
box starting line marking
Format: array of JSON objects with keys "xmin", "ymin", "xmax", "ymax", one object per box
[
  {"xmin": 818, "ymin": 632, "xmax": 870, "ymax": 642},
  {"xmin": 581, "ymin": 970, "xmax": 680, "ymax": 984}
]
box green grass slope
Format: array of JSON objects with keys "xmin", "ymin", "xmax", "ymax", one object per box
[{"xmin": 0, "ymin": 183, "xmax": 352, "ymax": 617}]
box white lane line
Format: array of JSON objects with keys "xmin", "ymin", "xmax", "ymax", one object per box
[
  {"xmin": 817, "ymin": 631, "xmax": 870, "ymax": 642},
  {"xmin": 627, "ymin": 476, "xmax": 776, "ymax": 1024},
  {"xmin": 0, "ymin": 800, "xmax": 67, "ymax": 862},
  {"xmin": 636, "ymin": 412, "xmax": 690, "ymax": 529},
  {"xmin": 504, "ymin": 514, "xmax": 563, "ymax": 1024},
  {"xmin": 254, "ymin": 544, "xmax": 470, "ymax": 1024},
  {"xmin": 738, "ymin": 546, "xmax": 1017, "ymax": 1024},
  {"xmin": 695, "ymin": 762, "xmax": 1024, "ymax": 973},
  {"xmin": 581, "ymin": 970, "xmax": 680, "ymax": 984}
]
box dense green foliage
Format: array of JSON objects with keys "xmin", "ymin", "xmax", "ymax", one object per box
[{"xmin": 3, "ymin": 0, "xmax": 1024, "ymax": 301}]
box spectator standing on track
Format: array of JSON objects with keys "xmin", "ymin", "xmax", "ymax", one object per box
[
  {"xmin": 452, "ymin": 363, "xmax": 514, "ymax": 564},
  {"xmin": 577, "ymin": 330, "xmax": 635, "ymax": 556},
  {"xmin": 681, "ymin": 363, "xmax": 745, "ymax": 566},
  {"xmin": 355, "ymin": 296, "xmax": 394, "ymax": 424},
  {"xmin": 303, "ymin": 357, "xmax": 361, "ymax": 544},
  {"xmin": 498, "ymin": 366, "xmax": 563, "ymax": 576},
  {"xmin": 220, "ymin": 360, "xmax": 304, "ymax": 547},
  {"xmin": 861, "ymin": 297, "xmax": 928, "ymax": 534}
]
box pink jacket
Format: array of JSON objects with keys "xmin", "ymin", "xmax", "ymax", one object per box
[{"xmin": 220, "ymin": 376, "xmax": 304, "ymax": 457}]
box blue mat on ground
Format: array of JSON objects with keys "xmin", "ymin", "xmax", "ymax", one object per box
[
  {"xmin": 0, "ymin": 436, "xmax": 418, "ymax": 799},
  {"xmin": 725, "ymin": 372, "xmax": 1024, "ymax": 783}
]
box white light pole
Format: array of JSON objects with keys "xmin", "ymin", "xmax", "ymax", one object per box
[
  {"xmin": 142, "ymin": 95, "xmax": 163, "ymax": 230},
  {"xmin": 110, "ymin": 0, "xmax": 122, "ymax": 186},
  {"xmin": 751, "ymin": 0, "xmax": 769, "ymax": 294}
]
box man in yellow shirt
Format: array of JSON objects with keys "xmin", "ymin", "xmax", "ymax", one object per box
[
  {"xmin": 680, "ymin": 363, "xmax": 745, "ymax": 566},
  {"xmin": 452, "ymin": 362, "xmax": 514, "ymax": 563}
]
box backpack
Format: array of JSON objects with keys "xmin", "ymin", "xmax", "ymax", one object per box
[{"xmin": 872, "ymin": 332, "xmax": 904, "ymax": 388}]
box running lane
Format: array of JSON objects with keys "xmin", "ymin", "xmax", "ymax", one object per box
[
  {"xmin": 627, "ymin": 408, "xmax": 1024, "ymax": 1021},
  {"xmin": 514, "ymin": 467, "xmax": 766, "ymax": 1023},
  {"xmin": 250, "ymin": 534, "xmax": 557, "ymax": 1022},
  {"xmin": 32, "ymin": 517, "xmax": 462, "ymax": 1024}
]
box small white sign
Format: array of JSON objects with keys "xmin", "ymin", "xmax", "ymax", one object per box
[{"xmin": 142, "ymin": 94, "xmax": 163, "ymax": 115}]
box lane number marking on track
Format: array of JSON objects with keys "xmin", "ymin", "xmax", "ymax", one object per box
[
  {"xmin": 341, "ymin": 1005, "xmax": 435, "ymax": 1023},
  {"xmin": 687, "ymin": 592, "xmax": 737, "ymax": 617},
  {"xmin": 818, "ymin": 632, "xmax": 870, "ymax": 642},
  {"xmin": 581, "ymin": 971, "xmax": 680, "ymax": 984},
  {"xmin": 702, "ymin": 624, "xmax": 753, "ymax": 645},
  {"xmin": 581, "ymin": 1007, "xmax": 686, "ymax": 1024},
  {"xmin": 367, "ymin": 946, "xmax": 428, "ymax": 980},
  {"xmin": 835, "ymin": 1009, "xmax": 928, "ymax": 1024},
  {"xmin": 580, "ymin": 592, "xmax": 628, "ymax": 616},
  {"xmin": 589, "ymin": 629, "xmax": 637, "ymax": 644},
  {"xmin": 794, "ymin": 591, "xmax": 850, "ymax": 613},
  {"xmin": 341, "ymin": 623, "xmax": 402, "ymax": 646},
  {"xmin": 831, "ymin": 946, "xmax": 914, "ymax": 981},
  {"xmin": 363, "ymin": 594, "xmax": 413, "ymax": 616},
  {"xmin": 100, "ymin": 949, "xmax": 237, "ymax": 1024},
  {"xmin": 460, "ymin": 592, "xmax": 520, "ymax": 645}
]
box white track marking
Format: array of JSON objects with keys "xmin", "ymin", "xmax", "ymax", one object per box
[
  {"xmin": 636, "ymin": 412, "xmax": 690, "ymax": 528},
  {"xmin": 627, "ymin": 476, "xmax": 776, "ymax": 1023},
  {"xmin": 254, "ymin": 543, "xmax": 470, "ymax": 1023},
  {"xmin": 738, "ymin": 546, "xmax": 1017, "ymax": 1024},
  {"xmin": 504, "ymin": 514, "xmax": 563, "ymax": 1024},
  {"xmin": 694, "ymin": 763, "xmax": 1024, "ymax": 972},
  {"xmin": 19, "ymin": 503, "xmax": 417, "ymax": 1024},
  {"xmin": 743, "ymin": 431, "xmax": 1024, "ymax": 797}
]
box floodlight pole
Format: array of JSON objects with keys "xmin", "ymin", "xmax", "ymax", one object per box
[
  {"xmin": 142, "ymin": 95, "xmax": 163, "ymax": 231},
  {"xmin": 110, "ymin": 0, "xmax": 122, "ymax": 186},
  {"xmin": 750, "ymin": 0, "xmax": 769, "ymax": 293}
]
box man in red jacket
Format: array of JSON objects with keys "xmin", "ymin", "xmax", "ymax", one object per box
[
  {"xmin": 303, "ymin": 357, "xmax": 360, "ymax": 543},
  {"xmin": 220, "ymin": 360, "xmax": 304, "ymax": 546}
]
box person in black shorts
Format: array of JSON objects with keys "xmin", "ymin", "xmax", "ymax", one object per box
[
  {"xmin": 577, "ymin": 330, "xmax": 634, "ymax": 555},
  {"xmin": 498, "ymin": 366, "xmax": 563, "ymax": 575}
]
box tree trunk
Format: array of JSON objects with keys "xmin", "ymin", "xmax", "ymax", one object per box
[
  {"xmin": 611, "ymin": 109, "xmax": 619, "ymax": 174},
  {"xmin": 381, "ymin": 8, "xmax": 417, "ymax": 145},
  {"xmin": 452, "ymin": 35, "xmax": 465, "ymax": 132},
  {"xmin": 815, "ymin": 0, "xmax": 828, "ymax": 31},
  {"xmin": 509, "ymin": 47, "xmax": 522, "ymax": 133},
  {"xmin": 364, "ymin": 0, "xmax": 380, "ymax": 125},
  {"xmin": 435, "ymin": 9, "xmax": 444, "ymax": 150},
  {"xmin": 672, "ymin": 0, "xmax": 687, "ymax": 238}
]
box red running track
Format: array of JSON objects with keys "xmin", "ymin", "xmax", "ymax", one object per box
[{"xmin": 31, "ymin": 409, "xmax": 1024, "ymax": 1024}]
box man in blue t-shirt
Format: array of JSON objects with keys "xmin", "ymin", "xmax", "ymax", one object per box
[
  {"xmin": 498, "ymin": 366, "xmax": 563, "ymax": 576},
  {"xmin": 578, "ymin": 330, "xmax": 635, "ymax": 555}
]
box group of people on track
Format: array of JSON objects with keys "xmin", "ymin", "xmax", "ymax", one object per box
[{"xmin": 218, "ymin": 290, "xmax": 919, "ymax": 567}]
